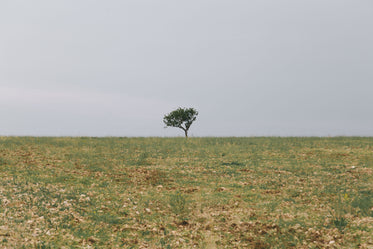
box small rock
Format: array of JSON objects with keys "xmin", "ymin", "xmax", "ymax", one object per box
[
  {"xmin": 63, "ymin": 200, "xmax": 71, "ymax": 207},
  {"xmin": 217, "ymin": 187, "xmax": 227, "ymax": 192},
  {"xmin": 87, "ymin": 236, "xmax": 99, "ymax": 243},
  {"xmin": 293, "ymin": 224, "xmax": 301, "ymax": 230}
]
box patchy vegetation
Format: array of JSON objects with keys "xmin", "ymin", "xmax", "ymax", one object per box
[{"xmin": 0, "ymin": 137, "xmax": 372, "ymax": 248}]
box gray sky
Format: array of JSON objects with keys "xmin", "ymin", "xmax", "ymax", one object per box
[{"xmin": 1, "ymin": 0, "xmax": 372, "ymax": 136}]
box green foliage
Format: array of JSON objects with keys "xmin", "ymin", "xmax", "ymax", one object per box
[
  {"xmin": 333, "ymin": 217, "xmax": 348, "ymax": 231},
  {"xmin": 0, "ymin": 157, "xmax": 9, "ymax": 166},
  {"xmin": 328, "ymin": 186, "xmax": 351, "ymax": 232},
  {"xmin": 34, "ymin": 241, "xmax": 52, "ymax": 249},
  {"xmin": 169, "ymin": 192, "xmax": 188, "ymax": 219},
  {"xmin": 163, "ymin": 107, "xmax": 198, "ymax": 137},
  {"xmin": 351, "ymin": 192, "xmax": 373, "ymax": 217}
]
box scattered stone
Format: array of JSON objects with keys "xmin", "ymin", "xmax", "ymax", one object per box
[
  {"xmin": 87, "ymin": 236, "xmax": 99, "ymax": 243},
  {"xmin": 216, "ymin": 187, "xmax": 227, "ymax": 192}
]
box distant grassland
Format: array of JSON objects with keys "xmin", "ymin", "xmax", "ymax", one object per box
[{"xmin": 0, "ymin": 137, "xmax": 372, "ymax": 248}]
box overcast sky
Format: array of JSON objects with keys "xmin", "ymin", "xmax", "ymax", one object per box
[{"xmin": 1, "ymin": 0, "xmax": 372, "ymax": 136}]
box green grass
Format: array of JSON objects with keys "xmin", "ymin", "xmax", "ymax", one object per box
[{"xmin": 0, "ymin": 136, "xmax": 372, "ymax": 248}]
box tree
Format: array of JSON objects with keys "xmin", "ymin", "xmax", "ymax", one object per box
[{"xmin": 163, "ymin": 107, "xmax": 198, "ymax": 137}]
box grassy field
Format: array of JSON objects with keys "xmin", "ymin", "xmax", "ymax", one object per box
[{"xmin": 0, "ymin": 137, "xmax": 372, "ymax": 248}]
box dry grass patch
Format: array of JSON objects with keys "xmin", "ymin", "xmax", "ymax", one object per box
[{"xmin": 0, "ymin": 137, "xmax": 372, "ymax": 248}]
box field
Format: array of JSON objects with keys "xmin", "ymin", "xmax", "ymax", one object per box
[{"xmin": 0, "ymin": 137, "xmax": 372, "ymax": 248}]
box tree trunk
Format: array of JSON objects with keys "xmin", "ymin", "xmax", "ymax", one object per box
[{"xmin": 184, "ymin": 129, "xmax": 188, "ymax": 138}]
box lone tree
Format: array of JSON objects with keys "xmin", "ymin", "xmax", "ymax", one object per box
[{"xmin": 163, "ymin": 107, "xmax": 198, "ymax": 137}]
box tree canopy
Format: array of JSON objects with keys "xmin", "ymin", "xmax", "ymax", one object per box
[{"xmin": 163, "ymin": 107, "xmax": 198, "ymax": 137}]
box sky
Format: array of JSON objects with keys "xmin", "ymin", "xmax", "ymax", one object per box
[{"xmin": 1, "ymin": 0, "xmax": 372, "ymax": 137}]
